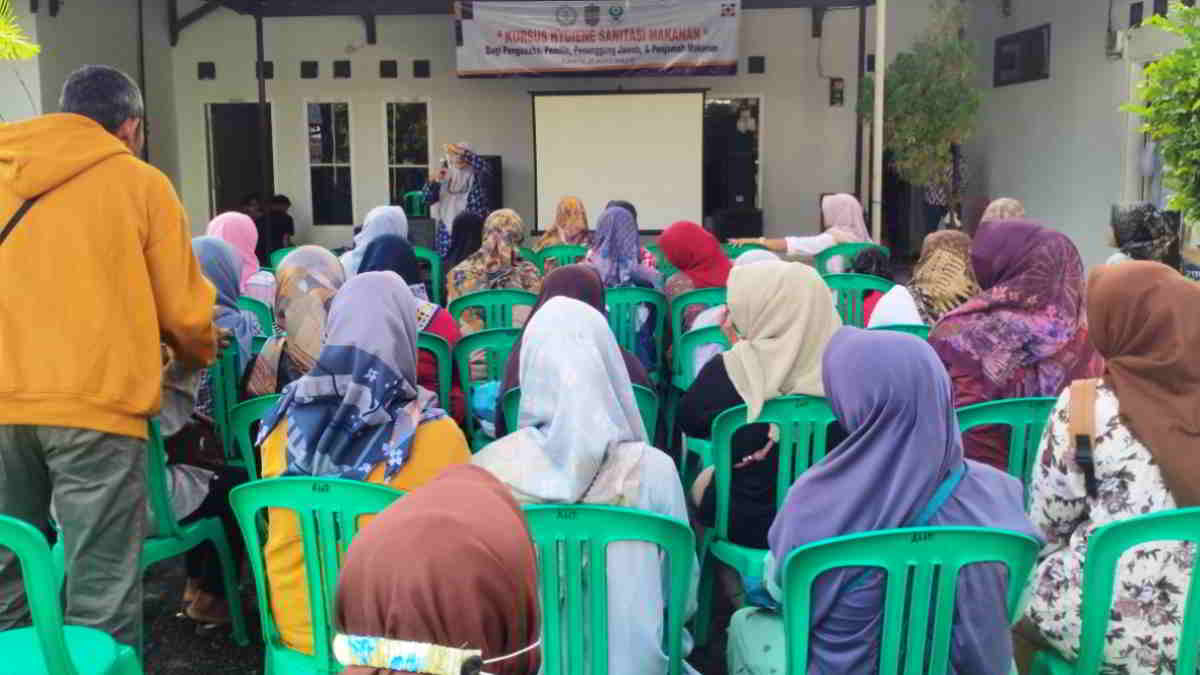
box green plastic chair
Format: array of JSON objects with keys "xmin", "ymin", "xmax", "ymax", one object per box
[
  {"xmin": 721, "ymin": 242, "xmax": 767, "ymax": 260},
  {"xmin": 417, "ymin": 332, "xmax": 453, "ymax": 414},
  {"xmin": 229, "ymin": 394, "xmax": 281, "ymax": 481},
  {"xmin": 870, "ymin": 323, "xmax": 932, "ymax": 339},
  {"xmin": 694, "ymin": 395, "xmax": 837, "ymax": 646},
  {"xmin": 669, "ymin": 288, "xmax": 727, "ymax": 352},
  {"xmin": 238, "ymin": 296, "xmax": 275, "ymax": 337},
  {"xmin": 646, "ymin": 243, "xmax": 680, "ymax": 280},
  {"xmin": 412, "ymin": 246, "xmax": 444, "ymax": 305},
  {"xmin": 269, "ymin": 247, "xmax": 298, "ymax": 270},
  {"xmin": 0, "ymin": 515, "xmax": 144, "ymax": 675},
  {"xmin": 453, "ymin": 328, "xmax": 521, "ymax": 451},
  {"xmin": 536, "ymin": 244, "xmax": 588, "ymax": 273},
  {"xmin": 823, "ymin": 273, "xmax": 897, "ymax": 328},
  {"xmin": 605, "ymin": 287, "xmax": 668, "ymax": 384},
  {"xmin": 814, "ymin": 243, "xmax": 890, "ymax": 276},
  {"xmin": 230, "ymin": 478, "xmax": 405, "ymax": 675},
  {"xmin": 208, "ymin": 345, "xmax": 241, "ymax": 466},
  {"xmin": 502, "ymin": 384, "xmax": 659, "ymax": 438},
  {"xmin": 252, "ymin": 335, "xmax": 270, "ymax": 356},
  {"xmin": 519, "ymin": 247, "xmax": 538, "ymax": 267},
  {"xmin": 402, "ymin": 190, "xmax": 428, "ymax": 218},
  {"xmin": 668, "ymin": 326, "xmax": 731, "ymax": 484},
  {"xmin": 523, "ymin": 505, "xmax": 695, "ymax": 675},
  {"xmin": 448, "ymin": 289, "xmax": 538, "ymax": 331},
  {"xmin": 956, "ymin": 397, "xmax": 1057, "ymax": 504},
  {"xmin": 781, "ymin": 527, "xmax": 1040, "ymax": 674},
  {"xmin": 1031, "ymin": 507, "xmax": 1200, "ymax": 675}
]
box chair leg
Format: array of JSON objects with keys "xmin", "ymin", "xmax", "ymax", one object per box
[
  {"xmin": 208, "ymin": 529, "xmax": 250, "ymax": 647},
  {"xmin": 112, "ymin": 643, "xmax": 145, "ymax": 675}
]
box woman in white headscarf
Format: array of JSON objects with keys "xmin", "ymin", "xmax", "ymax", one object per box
[
  {"xmin": 339, "ymin": 205, "xmax": 409, "ymax": 277},
  {"xmin": 424, "ymin": 142, "xmax": 493, "ymax": 257},
  {"xmin": 472, "ymin": 296, "xmax": 700, "ymax": 675},
  {"xmin": 688, "ymin": 248, "xmax": 780, "ymax": 373}
]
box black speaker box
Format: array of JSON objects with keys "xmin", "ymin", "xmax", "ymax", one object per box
[
  {"xmin": 479, "ymin": 155, "xmax": 503, "ymax": 213},
  {"xmin": 715, "ymin": 208, "xmax": 763, "ymax": 240}
]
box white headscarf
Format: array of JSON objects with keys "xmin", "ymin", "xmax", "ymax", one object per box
[
  {"xmin": 721, "ymin": 261, "xmax": 842, "ymax": 421},
  {"xmin": 472, "ymin": 296, "xmax": 647, "ymax": 505},
  {"xmin": 431, "ymin": 142, "xmax": 475, "ymax": 235},
  {"xmin": 341, "ymin": 206, "xmax": 409, "ymax": 277}
]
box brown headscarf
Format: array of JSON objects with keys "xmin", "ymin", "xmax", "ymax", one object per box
[
  {"xmin": 535, "ymin": 196, "xmax": 590, "ymax": 250},
  {"xmin": 909, "ymin": 230, "xmax": 980, "ymax": 324},
  {"xmin": 334, "ymin": 465, "xmax": 540, "ymax": 675},
  {"xmin": 1088, "ymin": 261, "xmax": 1200, "ymax": 506}
]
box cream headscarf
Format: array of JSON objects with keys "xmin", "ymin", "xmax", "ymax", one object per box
[{"xmin": 721, "ymin": 261, "xmax": 843, "ymax": 421}]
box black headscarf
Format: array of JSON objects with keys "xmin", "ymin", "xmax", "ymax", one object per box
[
  {"xmin": 359, "ymin": 234, "xmax": 422, "ymax": 284},
  {"xmin": 446, "ymin": 211, "xmax": 486, "ymax": 270}
]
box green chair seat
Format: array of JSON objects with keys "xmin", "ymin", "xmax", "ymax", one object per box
[
  {"xmin": 870, "ymin": 323, "xmax": 931, "ymax": 339},
  {"xmin": 503, "ymin": 384, "xmax": 659, "ymax": 439},
  {"xmin": 269, "ymin": 247, "xmax": 298, "ymax": 270},
  {"xmin": 822, "ymin": 273, "xmax": 896, "ymax": 328},
  {"xmin": 814, "ymin": 243, "xmax": 890, "ymax": 276},
  {"xmin": 453, "ymin": 328, "xmax": 521, "ymax": 451},
  {"xmin": 413, "ymin": 246, "xmax": 444, "ymax": 305},
  {"xmin": 238, "ymin": 296, "xmax": 274, "ymax": 336},
  {"xmin": 448, "ymin": 289, "xmax": 537, "ymax": 331},
  {"xmin": 955, "ymin": 397, "xmax": 1056, "ymax": 505},
  {"xmin": 535, "ymin": 244, "xmax": 587, "ymax": 273}
]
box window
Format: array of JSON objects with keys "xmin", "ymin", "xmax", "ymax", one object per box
[
  {"xmin": 386, "ymin": 101, "xmax": 430, "ymax": 205},
  {"xmin": 308, "ymin": 102, "xmax": 353, "ymax": 225}
]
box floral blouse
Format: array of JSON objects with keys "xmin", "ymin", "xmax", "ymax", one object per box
[{"xmin": 1025, "ymin": 381, "xmax": 1192, "ymax": 674}]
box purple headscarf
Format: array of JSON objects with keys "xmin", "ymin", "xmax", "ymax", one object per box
[
  {"xmin": 768, "ymin": 327, "xmax": 1039, "ymax": 674},
  {"xmin": 588, "ymin": 206, "xmax": 641, "ymax": 287}
]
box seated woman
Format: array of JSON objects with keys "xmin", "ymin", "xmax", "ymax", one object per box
[
  {"xmin": 679, "ymin": 261, "xmax": 843, "ymax": 550},
  {"xmin": 473, "ymin": 296, "xmax": 699, "ymax": 675},
  {"xmin": 257, "ymin": 271, "xmax": 470, "ymax": 654},
  {"xmin": 192, "ymin": 237, "xmax": 261, "ymax": 413},
  {"xmin": 1018, "ymin": 262, "xmax": 1200, "ymax": 673},
  {"xmin": 447, "ymin": 209, "xmax": 542, "ymax": 334},
  {"xmin": 340, "ymin": 205, "xmax": 409, "ymax": 277},
  {"xmin": 587, "ymin": 206, "xmax": 662, "ymax": 371},
  {"xmin": 358, "ymin": 233, "xmax": 465, "ymax": 421},
  {"xmin": 733, "ymin": 193, "xmax": 872, "ymax": 273},
  {"xmin": 534, "ymin": 196, "xmax": 590, "ymax": 272},
  {"xmin": 659, "ymin": 220, "xmax": 732, "ymax": 334},
  {"xmin": 245, "ymin": 246, "xmax": 344, "ymax": 397},
  {"xmin": 1106, "ymin": 201, "xmax": 1179, "ymax": 267},
  {"xmin": 847, "ymin": 247, "xmax": 895, "ymax": 326},
  {"xmin": 689, "ymin": 249, "xmax": 778, "ymax": 379},
  {"xmin": 206, "ymin": 211, "xmax": 276, "ymax": 307},
  {"xmin": 493, "ymin": 264, "xmax": 650, "ymax": 438},
  {"xmin": 729, "ymin": 327, "xmax": 1038, "ymax": 675},
  {"xmin": 334, "ymin": 465, "xmax": 540, "ymax": 675},
  {"xmin": 929, "ymin": 219, "xmax": 1102, "ymax": 471},
  {"xmin": 445, "ymin": 211, "xmax": 485, "ymax": 271},
  {"xmin": 604, "ymin": 200, "xmax": 660, "ymax": 271},
  {"xmin": 899, "ymin": 230, "xmax": 980, "ymax": 326}
]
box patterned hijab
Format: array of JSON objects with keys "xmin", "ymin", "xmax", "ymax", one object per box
[
  {"xmin": 205, "ymin": 211, "xmax": 260, "ymax": 289},
  {"xmin": 247, "ymin": 246, "xmax": 345, "ymax": 397},
  {"xmin": 979, "ymin": 198, "xmax": 1025, "ymax": 225},
  {"xmin": 1111, "ymin": 202, "xmax": 1178, "ymax": 264},
  {"xmin": 589, "ymin": 206, "xmax": 641, "ymax": 288},
  {"xmin": 449, "ymin": 209, "xmax": 540, "ymax": 297},
  {"xmin": 658, "ymin": 220, "xmax": 732, "ymax": 288},
  {"xmin": 930, "ymin": 220, "xmax": 1102, "ymax": 402},
  {"xmin": 192, "ymin": 236, "xmax": 258, "ymax": 370},
  {"xmin": 909, "ymin": 230, "xmax": 980, "ymax": 324},
  {"xmin": 537, "ymin": 196, "xmax": 590, "ymax": 249},
  {"xmin": 358, "ymin": 234, "xmax": 440, "ymax": 331},
  {"xmin": 822, "ymin": 193, "xmax": 871, "ymax": 242},
  {"xmin": 342, "ymin": 206, "xmax": 410, "ymax": 277},
  {"xmin": 258, "ymin": 272, "xmax": 447, "ymax": 480}
]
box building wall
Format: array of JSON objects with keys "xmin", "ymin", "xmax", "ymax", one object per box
[
  {"xmin": 0, "ymin": 3, "xmax": 42, "ymax": 123},
  {"xmin": 169, "ymin": 5, "xmax": 886, "ymax": 245}
]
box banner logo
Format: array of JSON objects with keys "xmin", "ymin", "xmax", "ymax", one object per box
[
  {"xmin": 555, "ymin": 5, "xmax": 578, "ymax": 26},
  {"xmin": 584, "ymin": 4, "xmax": 601, "ymax": 27}
]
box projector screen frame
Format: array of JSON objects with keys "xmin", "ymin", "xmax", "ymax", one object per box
[{"xmin": 530, "ymin": 88, "xmax": 709, "ymax": 235}]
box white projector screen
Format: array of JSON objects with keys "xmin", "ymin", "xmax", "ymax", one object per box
[{"xmin": 534, "ymin": 91, "xmax": 704, "ymax": 232}]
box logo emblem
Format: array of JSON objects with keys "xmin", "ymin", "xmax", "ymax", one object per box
[
  {"xmin": 584, "ymin": 4, "xmax": 601, "ymax": 26},
  {"xmin": 721, "ymin": 3, "xmax": 737, "ymax": 17},
  {"xmin": 609, "ymin": 5, "xmax": 624, "ymax": 22},
  {"xmin": 556, "ymin": 5, "xmax": 578, "ymax": 26}
]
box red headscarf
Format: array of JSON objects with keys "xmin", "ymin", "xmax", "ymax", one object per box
[{"xmin": 658, "ymin": 221, "xmax": 732, "ymax": 288}]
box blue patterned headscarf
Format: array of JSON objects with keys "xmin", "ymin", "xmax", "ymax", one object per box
[
  {"xmin": 192, "ymin": 236, "xmax": 259, "ymax": 370},
  {"xmin": 589, "ymin": 206, "xmax": 640, "ymax": 288},
  {"xmin": 259, "ymin": 271, "xmax": 446, "ymax": 480}
]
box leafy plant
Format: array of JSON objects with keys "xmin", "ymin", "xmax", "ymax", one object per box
[
  {"xmin": 1127, "ymin": 2, "xmax": 1200, "ymax": 224},
  {"xmin": 860, "ymin": 0, "xmax": 978, "ymax": 209},
  {"xmin": 0, "ymin": 0, "xmax": 39, "ymax": 60}
]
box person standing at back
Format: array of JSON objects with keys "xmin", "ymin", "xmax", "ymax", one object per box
[{"xmin": 0, "ymin": 65, "xmax": 218, "ymax": 649}]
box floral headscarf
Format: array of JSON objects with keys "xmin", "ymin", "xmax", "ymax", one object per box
[
  {"xmin": 448, "ymin": 209, "xmax": 541, "ymax": 300},
  {"xmin": 536, "ymin": 196, "xmax": 590, "ymax": 250}
]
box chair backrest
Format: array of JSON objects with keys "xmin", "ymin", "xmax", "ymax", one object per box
[
  {"xmin": 417, "ymin": 332, "xmax": 453, "ymax": 413},
  {"xmin": 646, "ymin": 243, "xmax": 679, "ymax": 280},
  {"xmin": 208, "ymin": 344, "xmax": 241, "ymax": 459},
  {"xmin": 503, "ymin": 384, "xmax": 659, "ymax": 438},
  {"xmin": 673, "ymin": 325, "xmax": 730, "ymax": 389},
  {"xmin": 412, "ymin": 246, "xmax": 444, "ymax": 305},
  {"xmin": 230, "ymin": 478, "xmax": 405, "ymax": 673},
  {"xmin": 668, "ymin": 287, "xmax": 726, "ymax": 353},
  {"xmin": 523, "ymin": 505, "xmax": 694, "ymax": 675},
  {"xmin": 822, "ymin": 273, "xmax": 897, "ymax": 328},
  {"xmin": 229, "ymin": 394, "xmax": 282, "ymax": 480},
  {"xmin": 453, "ymin": 328, "xmax": 521, "ymax": 449},
  {"xmin": 537, "ymin": 244, "xmax": 588, "ymax": 273},
  {"xmin": 519, "ymin": 247, "xmax": 538, "ymax": 267},
  {"xmin": 269, "ymin": 247, "xmax": 298, "ymax": 269},
  {"xmin": 237, "ymin": 296, "xmax": 275, "ymax": 336},
  {"xmin": 1069, "ymin": 507, "xmax": 1200, "ymax": 675},
  {"xmin": 605, "ymin": 287, "xmax": 668, "ymax": 375},
  {"xmin": 403, "ymin": 190, "xmax": 428, "ymax": 218},
  {"xmin": 448, "ymin": 289, "xmax": 538, "ymax": 330},
  {"xmin": 145, "ymin": 420, "xmax": 183, "ymax": 539},
  {"xmin": 710, "ymin": 396, "xmax": 837, "ymax": 540},
  {"xmin": 781, "ymin": 527, "xmax": 1040, "ymax": 675},
  {"xmin": 814, "ymin": 243, "xmax": 890, "ymax": 276},
  {"xmin": 869, "ymin": 323, "xmax": 931, "ymax": 340},
  {"xmin": 955, "ymin": 397, "xmax": 1056, "ymax": 501},
  {"xmin": 721, "ymin": 242, "xmax": 767, "ymax": 260},
  {"xmin": 252, "ymin": 335, "xmax": 270, "ymax": 356},
  {"xmin": 0, "ymin": 515, "xmax": 80, "ymax": 675}
]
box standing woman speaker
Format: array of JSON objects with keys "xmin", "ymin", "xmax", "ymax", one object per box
[{"xmin": 424, "ymin": 143, "xmax": 494, "ymax": 257}]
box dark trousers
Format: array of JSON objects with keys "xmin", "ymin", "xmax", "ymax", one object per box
[{"xmin": 181, "ymin": 466, "xmax": 248, "ymax": 596}]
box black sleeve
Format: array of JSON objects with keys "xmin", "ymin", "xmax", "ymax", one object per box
[
  {"xmin": 281, "ymin": 214, "xmax": 295, "ymax": 236},
  {"xmin": 678, "ymin": 358, "xmax": 770, "ymax": 454}
]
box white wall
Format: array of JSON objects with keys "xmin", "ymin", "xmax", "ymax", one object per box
[
  {"xmin": 0, "ymin": 3, "xmax": 42, "ymax": 123},
  {"xmin": 170, "ymin": 5, "xmax": 879, "ymax": 245}
]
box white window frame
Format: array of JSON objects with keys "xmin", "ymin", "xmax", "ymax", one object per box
[
  {"xmin": 383, "ymin": 98, "xmax": 434, "ymax": 204},
  {"xmin": 305, "ymin": 100, "xmax": 356, "ymax": 226}
]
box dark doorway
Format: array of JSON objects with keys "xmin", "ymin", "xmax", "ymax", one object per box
[
  {"xmin": 206, "ymin": 103, "xmax": 274, "ymax": 217},
  {"xmin": 703, "ymin": 97, "xmax": 761, "ymax": 223}
]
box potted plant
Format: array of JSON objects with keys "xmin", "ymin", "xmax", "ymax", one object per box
[
  {"xmin": 859, "ymin": 0, "xmax": 979, "ymax": 216},
  {"xmin": 0, "ymin": 0, "xmax": 38, "ymax": 60}
]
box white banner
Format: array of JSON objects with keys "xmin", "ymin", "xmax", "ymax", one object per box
[{"xmin": 455, "ymin": 0, "xmax": 741, "ymax": 78}]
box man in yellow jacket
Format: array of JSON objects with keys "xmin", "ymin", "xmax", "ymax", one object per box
[{"xmin": 0, "ymin": 65, "xmax": 218, "ymax": 649}]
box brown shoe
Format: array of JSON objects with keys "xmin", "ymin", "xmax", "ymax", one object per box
[{"xmin": 184, "ymin": 591, "xmax": 232, "ymax": 626}]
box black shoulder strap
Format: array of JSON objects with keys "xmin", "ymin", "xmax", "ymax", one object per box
[{"xmin": 0, "ymin": 197, "xmax": 39, "ymax": 247}]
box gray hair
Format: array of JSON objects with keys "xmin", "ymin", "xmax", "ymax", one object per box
[{"xmin": 59, "ymin": 65, "xmax": 144, "ymax": 133}]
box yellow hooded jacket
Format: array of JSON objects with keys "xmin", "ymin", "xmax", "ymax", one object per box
[{"xmin": 0, "ymin": 114, "xmax": 217, "ymax": 439}]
